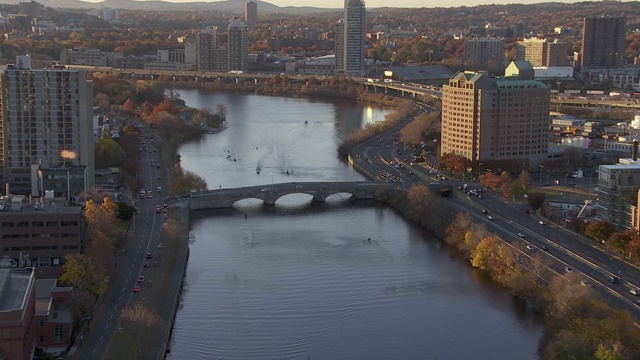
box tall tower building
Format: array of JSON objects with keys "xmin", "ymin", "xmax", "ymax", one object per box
[
  {"xmin": 463, "ymin": 38, "xmax": 504, "ymax": 71},
  {"xmin": 440, "ymin": 61, "xmax": 550, "ymax": 165},
  {"xmin": 228, "ymin": 18, "xmax": 248, "ymax": 72},
  {"xmin": 197, "ymin": 27, "xmax": 219, "ymax": 72},
  {"xmin": 0, "ymin": 58, "xmax": 94, "ymax": 196},
  {"xmin": 336, "ymin": 0, "xmax": 365, "ymax": 76},
  {"xmin": 581, "ymin": 16, "xmax": 626, "ymax": 69},
  {"xmin": 244, "ymin": 0, "xmax": 257, "ymax": 28}
]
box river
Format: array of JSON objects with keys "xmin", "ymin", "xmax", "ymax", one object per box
[{"xmin": 168, "ymin": 89, "xmax": 543, "ymax": 359}]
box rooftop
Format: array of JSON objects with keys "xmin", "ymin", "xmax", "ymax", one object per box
[
  {"xmin": 0, "ymin": 195, "xmax": 82, "ymax": 215},
  {"xmin": 0, "ymin": 268, "xmax": 34, "ymax": 312}
]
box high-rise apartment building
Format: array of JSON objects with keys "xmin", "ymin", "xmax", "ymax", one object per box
[
  {"xmin": 440, "ymin": 61, "xmax": 550, "ymax": 164},
  {"xmin": 228, "ymin": 18, "xmax": 248, "ymax": 72},
  {"xmin": 336, "ymin": 0, "xmax": 365, "ymax": 76},
  {"xmin": 197, "ymin": 27, "xmax": 219, "ymax": 72},
  {"xmin": 516, "ymin": 38, "xmax": 569, "ymax": 67},
  {"xmin": 244, "ymin": 0, "xmax": 257, "ymax": 27},
  {"xmin": 581, "ymin": 16, "xmax": 626, "ymax": 69},
  {"xmin": 0, "ymin": 57, "xmax": 94, "ymax": 196},
  {"xmin": 463, "ymin": 38, "xmax": 504, "ymax": 71}
]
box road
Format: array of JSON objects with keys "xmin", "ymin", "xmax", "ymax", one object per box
[
  {"xmin": 77, "ymin": 127, "xmax": 169, "ymax": 359},
  {"xmin": 351, "ymin": 117, "xmax": 640, "ymax": 318}
]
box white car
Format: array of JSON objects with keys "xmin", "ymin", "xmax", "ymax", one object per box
[
  {"xmin": 486, "ymin": 215, "xmax": 495, "ymax": 220},
  {"xmin": 580, "ymin": 280, "xmax": 591, "ymax": 287},
  {"xmin": 526, "ymin": 244, "xmax": 535, "ymax": 250},
  {"xmin": 517, "ymin": 233, "xmax": 525, "ymax": 238},
  {"xmin": 564, "ymin": 267, "xmax": 574, "ymax": 273}
]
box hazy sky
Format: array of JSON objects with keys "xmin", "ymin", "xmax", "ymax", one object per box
[{"xmin": 83, "ymin": 0, "xmax": 584, "ymax": 9}]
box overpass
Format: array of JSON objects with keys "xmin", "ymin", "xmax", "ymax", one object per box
[{"xmin": 187, "ymin": 181, "xmax": 388, "ymax": 210}]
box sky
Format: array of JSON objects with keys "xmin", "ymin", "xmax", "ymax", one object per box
[{"xmin": 82, "ymin": 0, "xmax": 585, "ymax": 9}]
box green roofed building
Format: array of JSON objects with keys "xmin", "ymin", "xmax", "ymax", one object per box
[{"xmin": 440, "ymin": 61, "xmax": 550, "ymax": 165}]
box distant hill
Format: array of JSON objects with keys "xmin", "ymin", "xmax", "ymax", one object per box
[{"xmin": 3, "ymin": 0, "xmax": 340, "ymax": 14}]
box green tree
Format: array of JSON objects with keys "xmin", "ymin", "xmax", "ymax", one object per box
[{"xmin": 94, "ymin": 138, "xmax": 125, "ymax": 169}]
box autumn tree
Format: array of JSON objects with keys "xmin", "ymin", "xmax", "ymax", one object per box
[
  {"xmin": 94, "ymin": 93, "xmax": 111, "ymax": 112},
  {"xmin": 609, "ymin": 229, "xmax": 638, "ymax": 257},
  {"xmin": 585, "ymin": 220, "xmax": 615, "ymax": 245},
  {"xmin": 59, "ymin": 254, "xmax": 109, "ymax": 298},
  {"xmin": 84, "ymin": 198, "xmax": 118, "ymax": 239},
  {"xmin": 439, "ymin": 152, "xmax": 469, "ymax": 174},
  {"xmin": 518, "ymin": 169, "xmax": 531, "ymax": 192},
  {"xmin": 121, "ymin": 303, "xmax": 161, "ymax": 328},
  {"xmin": 123, "ymin": 98, "xmax": 136, "ymax": 113}
]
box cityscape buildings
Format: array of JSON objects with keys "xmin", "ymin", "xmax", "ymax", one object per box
[
  {"xmin": 0, "ymin": 56, "xmax": 94, "ymax": 197},
  {"xmin": 0, "ymin": 268, "xmax": 36, "ymax": 360},
  {"xmin": 580, "ymin": 15, "xmax": 626, "ymax": 70},
  {"xmin": 335, "ymin": 0, "xmax": 365, "ymax": 76},
  {"xmin": 196, "ymin": 27, "xmax": 219, "ymax": 72},
  {"xmin": 440, "ymin": 61, "xmax": 550, "ymax": 165}
]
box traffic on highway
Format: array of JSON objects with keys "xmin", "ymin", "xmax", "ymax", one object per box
[{"xmin": 351, "ymin": 113, "xmax": 640, "ymax": 318}]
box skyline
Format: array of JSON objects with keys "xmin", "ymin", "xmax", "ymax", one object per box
[{"xmin": 79, "ymin": 0, "xmax": 601, "ymax": 10}]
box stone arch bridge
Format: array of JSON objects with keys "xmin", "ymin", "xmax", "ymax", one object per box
[{"xmin": 187, "ymin": 181, "xmax": 388, "ymax": 210}]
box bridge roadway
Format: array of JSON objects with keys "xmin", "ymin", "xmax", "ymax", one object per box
[{"xmin": 187, "ymin": 181, "xmax": 389, "ymax": 210}]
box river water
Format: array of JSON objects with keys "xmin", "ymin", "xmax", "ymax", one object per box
[{"xmin": 168, "ymin": 89, "xmax": 542, "ymax": 359}]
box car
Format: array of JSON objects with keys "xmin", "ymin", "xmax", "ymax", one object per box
[
  {"xmin": 261, "ymin": 188, "xmax": 271, "ymax": 192},
  {"xmin": 607, "ymin": 275, "xmax": 620, "ymax": 283},
  {"xmin": 526, "ymin": 244, "xmax": 535, "ymax": 250},
  {"xmin": 155, "ymin": 205, "xmax": 161, "ymax": 213},
  {"xmin": 486, "ymin": 215, "xmax": 495, "ymax": 220},
  {"xmin": 517, "ymin": 233, "xmax": 525, "ymax": 238},
  {"xmin": 157, "ymin": 186, "xmax": 163, "ymax": 193},
  {"xmin": 482, "ymin": 210, "xmax": 488, "ymax": 214},
  {"xmin": 137, "ymin": 275, "xmax": 145, "ymax": 283},
  {"xmin": 524, "ymin": 209, "xmax": 531, "ymax": 214},
  {"xmin": 133, "ymin": 286, "xmax": 140, "ymax": 293},
  {"xmin": 580, "ymin": 280, "xmax": 591, "ymax": 287},
  {"xmin": 373, "ymin": 155, "xmax": 379, "ymax": 159},
  {"xmin": 143, "ymin": 262, "xmax": 150, "ymax": 268},
  {"xmin": 564, "ymin": 267, "xmax": 574, "ymax": 273},
  {"xmin": 146, "ymin": 252, "xmax": 153, "ymax": 259},
  {"xmin": 538, "ymin": 221, "xmax": 544, "ymax": 225},
  {"xmin": 541, "ymin": 246, "xmax": 549, "ymax": 251},
  {"xmin": 157, "ymin": 176, "xmax": 162, "ymax": 180},
  {"xmin": 156, "ymin": 164, "xmax": 160, "ymax": 168},
  {"xmin": 157, "ymin": 243, "xmax": 164, "ymax": 249},
  {"xmin": 630, "ymin": 288, "xmax": 638, "ymax": 296},
  {"xmin": 147, "ymin": 194, "xmax": 152, "ymax": 199}
]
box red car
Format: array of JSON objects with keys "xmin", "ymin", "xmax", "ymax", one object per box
[
  {"xmin": 524, "ymin": 209, "xmax": 531, "ymax": 214},
  {"xmin": 133, "ymin": 286, "xmax": 140, "ymax": 293}
]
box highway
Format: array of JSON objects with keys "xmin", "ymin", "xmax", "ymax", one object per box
[
  {"xmin": 351, "ymin": 117, "xmax": 640, "ymax": 318},
  {"xmin": 77, "ymin": 125, "xmax": 169, "ymax": 359}
]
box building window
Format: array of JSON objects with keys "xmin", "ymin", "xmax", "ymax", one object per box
[
  {"xmin": 39, "ymin": 319, "xmax": 45, "ymax": 326},
  {"xmin": 54, "ymin": 325, "xmax": 64, "ymax": 343},
  {"xmin": 39, "ymin": 335, "xmax": 45, "ymax": 344}
]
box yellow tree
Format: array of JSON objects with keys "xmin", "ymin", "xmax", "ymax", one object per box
[{"xmin": 59, "ymin": 254, "xmax": 109, "ymax": 298}]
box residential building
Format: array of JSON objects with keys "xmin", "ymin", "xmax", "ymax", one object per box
[
  {"xmin": 0, "ymin": 195, "xmax": 84, "ymax": 277},
  {"xmin": 60, "ymin": 48, "xmax": 122, "ymax": 68},
  {"xmin": 197, "ymin": 27, "xmax": 219, "ymax": 72},
  {"xmin": 0, "ymin": 268, "xmax": 36, "ymax": 360},
  {"xmin": 287, "ymin": 55, "xmax": 335, "ymax": 76},
  {"xmin": 440, "ymin": 61, "xmax": 550, "ymax": 164},
  {"xmin": 336, "ymin": 0, "xmax": 365, "ymax": 76},
  {"xmin": 244, "ymin": 0, "xmax": 257, "ymax": 27},
  {"xmin": 581, "ymin": 16, "xmax": 626, "ymax": 70},
  {"xmin": 34, "ymin": 279, "xmax": 73, "ymax": 354},
  {"xmin": 463, "ymin": 38, "xmax": 504, "ymax": 71},
  {"xmin": 517, "ymin": 38, "xmax": 569, "ymax": 67},
  {"xmin": 597, "ymin": 143, "xmax": 640, "ymax": 230},
  {"xmin": 0, "ymin": 58, "xmax": 95, "ymax": 196},
  {"xmin": 93, "ymin": 7, "xmax": 118, "ymax": 22},
  {"xmin": 228, "ymin": 18, "xmax": 248, "ymax": 72}
]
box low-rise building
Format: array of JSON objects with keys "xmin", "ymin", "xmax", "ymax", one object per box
[
  {"xmin": 34, "ymin": 279, "xmax": 73, "ymax": 354},
  {"xmin": 0, "ymin": 196, "xmax": 84, "ymax": 278}
]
